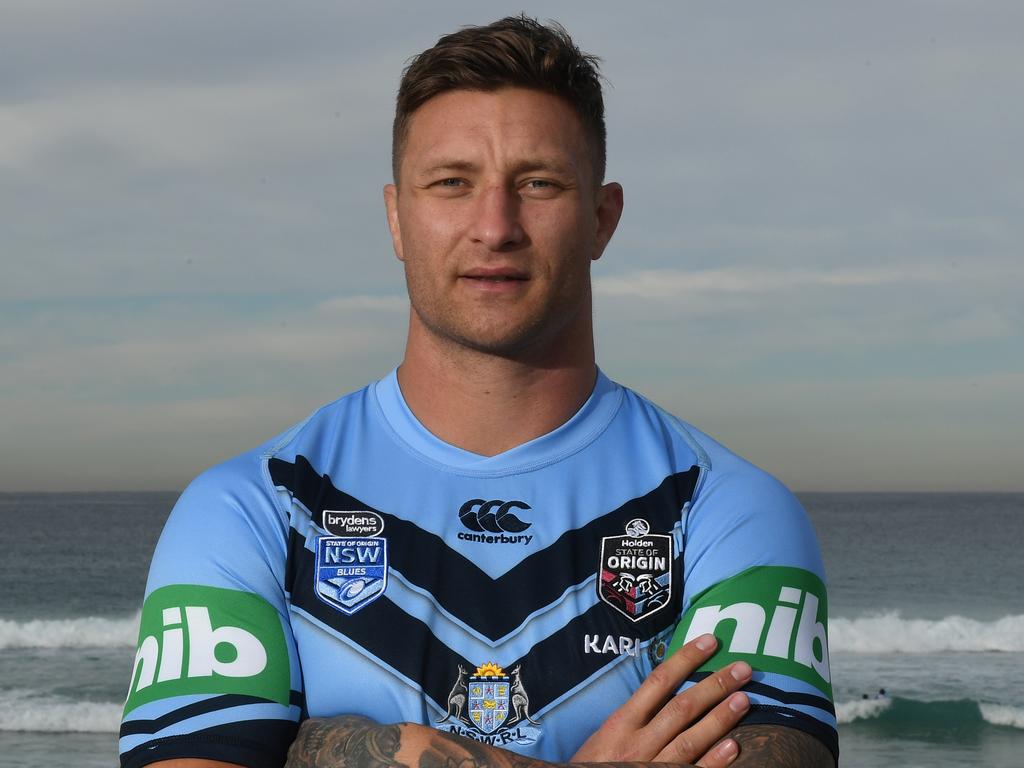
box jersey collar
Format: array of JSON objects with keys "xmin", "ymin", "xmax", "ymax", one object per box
[{"xmin": 372, "ymin": 367, "xmax": 623, "ymax": 475}]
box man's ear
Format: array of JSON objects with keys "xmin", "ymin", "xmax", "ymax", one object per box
[
  {"xmin": 592, "ymin": 181, "xmax": 624, "ymax": 262},
  {"xmin": 383, "ymin": 183, "xmax": 404, "ymax": 261}
]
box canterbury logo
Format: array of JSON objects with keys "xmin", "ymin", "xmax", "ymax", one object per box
[{"xmin": 459, "ymin": 499, "xmax": 532, "ymax": 533}]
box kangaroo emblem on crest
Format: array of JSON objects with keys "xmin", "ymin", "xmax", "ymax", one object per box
[
  {"xmin": 437, "ymin": 664, "xmax": 467, "ymax": 723},
  {"xmin": 509, "ymin": 665, "xmax": 538, "ymax": 725}
]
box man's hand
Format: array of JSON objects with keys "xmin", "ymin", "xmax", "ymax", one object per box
[{"xmin": 570, "ymin": 633, "xmax": 751, "ymax": 767}]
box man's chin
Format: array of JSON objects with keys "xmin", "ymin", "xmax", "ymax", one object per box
[
  {"xmin": 412, "ymin": 305, "xmax": 582, "ymax": 362},
  {"xmin": 432, "ymin": 323, "xmax": 553, "ymax": 360}
]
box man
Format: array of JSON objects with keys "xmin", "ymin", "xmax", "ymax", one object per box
[{"xmin": 120, "ymin": 16, "xmax": 837, "ymax": 768}]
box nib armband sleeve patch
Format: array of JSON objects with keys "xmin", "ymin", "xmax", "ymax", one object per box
[
  {"xmin": 124, "ymin": 584, "xmax": 291, "ymax": 715},
  {"xmin": 669, "ymin": 566, "xmax": 832, "ymax": 700}
]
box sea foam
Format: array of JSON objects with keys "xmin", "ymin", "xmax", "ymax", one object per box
[
  {"xmin": 829, "ymin": 612, "xmax": 1024, "ymax": 653},
  {"xmin": 0, "ymin": 690, "xmax": 121, "ymax": 733},
  {"xmin": 979, "ymin": 703, "xmax": 1024, "ymax": 730},
  {"xmin": 835, "ymin": 697, "xmax": 892, "ymax": 723},
  {"xmin": 837, "ymin": 697, "xmax": 1024, "ymax": 733},
  {"xmin": 0, "ymin": 615, "xmax": 139, "ymax": 650}
]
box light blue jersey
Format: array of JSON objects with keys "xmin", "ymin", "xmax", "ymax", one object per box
[{"xmin": 120, "ymin": 370, "xmax": 838, "ymax": 767}]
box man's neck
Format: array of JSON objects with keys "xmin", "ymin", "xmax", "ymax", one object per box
[{"xmin": 396, "ymin": 329, "xmax": 598, "ymax": 458}]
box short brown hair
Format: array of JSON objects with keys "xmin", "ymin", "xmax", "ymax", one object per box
[{"xmin": 392, "ymin": 15, "xmax": 606, "ymax": 183}]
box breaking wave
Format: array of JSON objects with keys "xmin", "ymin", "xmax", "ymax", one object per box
[
  {"xmin": 836, "ymin": 696, "xmax": 892, "ymax": 723},
  {"xmin": 829, "ymin": 612, "xmax": 1024, "ymax": 653},
  {"xmin": 837, "ymin": 696, "xmax": 1024, "ymax": 733},
  {"xmin": 0, "ymin": 615, "xmax": 139, "ymax": 650},
  {"xmin": 979, "ymin": 703, "xmax": 1024, "ymax": 730},
  {"xmin": 0, "ymin": 689, "xmax": 121, "ymax": 733}
]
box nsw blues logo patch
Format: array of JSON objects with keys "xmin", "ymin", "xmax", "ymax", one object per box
[{"xmin": 314, "ymin": 510, "xmax": 387, "ymax": 615}]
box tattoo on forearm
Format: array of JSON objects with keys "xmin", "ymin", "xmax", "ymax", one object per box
[
  {"xmin": 419, "ymin": 729, "xmax": 701, "ymax": 768},
  {"xmin": 420, "ymin": 729, "xmax": 695, "ymax": 768},
  {"xmin": 420, "ymin": 729, "xmax": 542, "ymax": 768},
  {"xmin": 285, "ymin": 715, "xmax": 406, "ymax": 768},
  {"xmin": 286, "ymin": 716, "xmax": 701, "ymax": 768},
  {"xmin": 727, "ymin": 724, "xmax": 834, "ymax": 768}
]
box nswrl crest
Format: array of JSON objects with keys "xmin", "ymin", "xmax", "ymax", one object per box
[
  {"xmin": 599, "ymin": 518, "xmax": 673, "ymax": 622},
  {"xmin": 437, "ymin": 663, "xmax": 541, "ymax": 743},
  {"xmin": 469, "ymin": 670, "xmax": 510, "ymax": 734}
]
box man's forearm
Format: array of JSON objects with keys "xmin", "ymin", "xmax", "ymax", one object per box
[
  {"xmin": 727, "ymin": 725, "xmax": 834, "ymax": 768},
  {"xmin": 284, "ymin": 716, "xmax": 701, "ymax": 768}
]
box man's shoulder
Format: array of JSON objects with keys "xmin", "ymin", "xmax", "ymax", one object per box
[
  {"xmin": 656, "ymin": 412, "xmax": 822, "ymax": 582},
  {"xmin": 684, "ymin": 423, "xmax": 796, "ymax": 503},
  {"xmin": 618, "ymin": 385, "xmax": 790, "ymax": 488},
  {"xmin": 615, "ymin": 384, "xmax": 803, "ymax": 531}
]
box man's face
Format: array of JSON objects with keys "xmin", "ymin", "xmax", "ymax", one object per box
[{"xmin": 384, "ymin": 87, "xmax": 622, "ymax": 358}]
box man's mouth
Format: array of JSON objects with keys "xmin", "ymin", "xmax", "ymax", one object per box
[{"xmin": 461, "ymin": 269, "xmax": 529, "ymax": 283}]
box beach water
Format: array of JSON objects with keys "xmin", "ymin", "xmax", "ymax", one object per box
[{"xmin": 1, "ymin": 491, "xmax": 1021, "ymax": 766}]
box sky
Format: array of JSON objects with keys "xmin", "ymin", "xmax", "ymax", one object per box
[{"xmin": 1, "ymin": 1, "xmax": 1021, "ymax": 492}]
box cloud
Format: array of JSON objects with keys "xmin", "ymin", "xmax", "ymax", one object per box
[
  {"xmin": 0, "ymin": 72, "xmax": 388, "ymax": 172},
  {"xmin": 594, "ymin": 264, "xmax": 956, "ymax": 299},
  {"xmin": 0, "ymin": 294, "xmax": 408, "ymax": 404},
  {"xmin": 594, "ymin": 260, "xmax": 1022, "ymax": 346},
  {"xmin": 314, "ymin": 295, "xmax": 408, "ymax": 315},
  {"xmin": 2, "ymin": 2, "xmax": 1023, "ymax": 491},
  {"xmin": 0, "ymin": 294, "xmax": 409, "ymax": 490}
]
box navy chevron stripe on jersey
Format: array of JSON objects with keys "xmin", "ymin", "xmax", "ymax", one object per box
[
  {"xmin": 290, "ymin": 526, "xmax": 682, "ymax": 713},
  {"xmin": 119, "ymin": 691, "xmax": 304, "ymax": 738},
  {"xmin": 272, "ymin": 454, "xmax": 697, "ymax": 639},
  {"xmin": 742, "ymin": 682, "xmax": 836, "ymax": 716},
  {"xmin": 120, "ymin": 720, "xmax": 298, "ymax": 768}
]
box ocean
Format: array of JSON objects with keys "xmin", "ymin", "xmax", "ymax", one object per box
[{"xmin": 1, "ymin": 491, "xmax": 1021, "ymax": 767}]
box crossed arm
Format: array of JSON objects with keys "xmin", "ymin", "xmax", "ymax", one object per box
[
  {"xmin": 282, "ymin": 717, "xmax": 831, "ymax": 768},
  {"xmin": 282, "ymin": 635, "xmax": 832, "ymax": 768},
  {"xmin": 149, "ymin": 636, "xmax": 833, "ymax": 768}
]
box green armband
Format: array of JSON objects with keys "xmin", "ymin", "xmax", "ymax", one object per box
[
  {"xmin": 125, "ymin": 584, "xmax": 291, "ymax": 715},
  {"xmin": 668, "ymin": 566, "xmax": 832, "ymax": 698}
]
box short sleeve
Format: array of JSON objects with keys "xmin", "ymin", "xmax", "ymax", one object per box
[
  {"xmin": 118, "ymin": 455, "xmax": 303, "ymax": 768},
  {"xmin": 668, "ymin": 464, "xmax": 838, "ymax": 762}
]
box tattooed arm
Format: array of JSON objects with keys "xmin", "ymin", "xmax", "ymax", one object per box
[
  {"xmin": 285, "ymin": 636, "xmax": 751, "ymax": 768},
  {"xmin": 283, "ymin": 719, "xmax": 834, "ymax": 768},
  {"xmin": 144, "ymin": 637, "xmax": 831, "ymax": 768},
  {"xmin": 143, "ymin": 722, "xmax": 834, "ymax": 768},
  {"xmin": 725, "ymin": 725, "xmax": 834, "ymax": 768},
  {"xmin": 285, "ymin": 716, "xmax": 405, "ymax": 768},
  {"xmin": 284, "ymin": 716, "xmax": 723, "ymax": 768}
]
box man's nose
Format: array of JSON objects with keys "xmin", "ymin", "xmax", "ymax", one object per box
[{"xmin": 468, "ymin": 185, "xmax": 525, "ymax": 250}]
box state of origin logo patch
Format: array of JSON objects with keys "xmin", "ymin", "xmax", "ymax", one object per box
[
  {"xmin": 598, "ymin": 518, "xmax": 673, "ymax": 621},
  {"xmin": 314, "ymin": 510, "xmax": 388, "ymax": 615}
]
